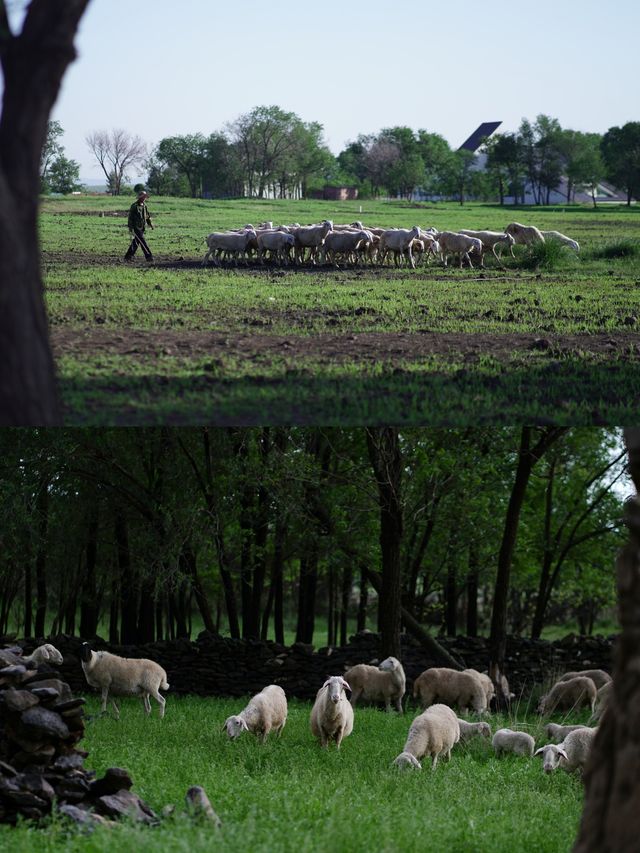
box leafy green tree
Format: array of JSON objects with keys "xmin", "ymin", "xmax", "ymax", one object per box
[
  {"xmin": 40, "ymin": 119, "xmax": 64, "ymax": 191},
  {"xmin": 155, "ymin": 134, "xmax": 211, "ymax": 198},
  {"xmin": 47, "ymin": 154, "xmax": 81, "ymax": 194},
  {"xmin": 601, "ymin": 122, "xmax": 640, "ymax": 205},
  {"xmin": 518, "ymin": 115, "xmax": 564, "ymax": 204},
  {"xmin": 485, "ymin": 133, "xmax": 524, "ymax": 205},
  {"xmin": 444, "ymin": 149, "xmax": 477, "ymax": 205}
]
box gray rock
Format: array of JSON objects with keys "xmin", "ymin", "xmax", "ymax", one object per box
[{"xmin": 21, "ymin": 706, "xmax": 70, "ymax": 739}]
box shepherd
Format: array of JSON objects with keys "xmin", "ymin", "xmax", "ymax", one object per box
[{"xmin": 124, "ymin": 190, "xmax": 154, "ymax": 262}]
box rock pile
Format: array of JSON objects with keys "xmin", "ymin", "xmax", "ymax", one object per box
[{"xmin": 0, "ymin": 648, "xmax": 157, "ymax": 827}]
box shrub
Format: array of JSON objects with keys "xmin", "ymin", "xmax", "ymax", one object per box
[
  {"xmin": 518, "ymin": 239, "xmax": 572, "ymax": 271},
  {"xmin": 592, "ymin": 240, "xmax": 639, "ymax": 260}
]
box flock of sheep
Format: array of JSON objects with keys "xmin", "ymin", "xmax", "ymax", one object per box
[
  {"xmin": 201, "ymin": 220, "xmax": 581, "ymax": 270},
  {"xmin": 20, "ymin": 643, "xmax": 610, "ymax": 780}
]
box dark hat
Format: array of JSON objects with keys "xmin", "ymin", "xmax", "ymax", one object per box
[{"xmin": 137, "ymin": 190, "xmax": 149, "ymax": 200}]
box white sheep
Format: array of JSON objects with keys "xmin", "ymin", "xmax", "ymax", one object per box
[
  {"xmin": 222, "ymin": 684, "xmax": 287, "ymax": 742},
  {"xmin": 492, "ymin": 728, "xmax": 535, "ymax": 757},
  {"xmin": 464, "ymin": 669, "xmax": 495, "ymax": 707},
  {"xmin": 393, "ymin": 703, "xmax": 460, "ymax": 770},
  {"xmin": 344, "ymin": 656, "xmax": 406, "ymax": 713},
  {"xmin": 292, "ymin": 220, "xmax": 333, "ymax": 265},
  {"xmin": 436, "ymin": 232, "xmax": 483, "ymax": 269},
  {"xmin": 457, "ymin": 718, "xmax": 491, "ymax": 742},
  {"xmin": 22, "ymin": 643, "xmax": 64, "ymax": 666},
  {"xmin": 540, "ymin": 230, "xmax": 580, "ymax": 252},
  {"xmin": 80, "ymin": 643, "xmax": 169, "ymax": 719},
  {"xmin": 558, "ymin": 669, "xmax": 611, "ymax": 690},
  {"xmin": 322, "ymin": 229, "xmax": 373, "ymax": 267},
  {"xmin": 535, "ymin": 727, "xmax": 597, "ymax": 774},
  {"xmin": 592, "ymin": 681, "xmax": 613, "ymax": 722},
  {"xmin": 256, "ymin": 230, "xmax": 295, "ymax": 266},
  {"xmin": 544, "ymin": 723, "xmax": 588, "ymax": 743},
  {"xmin": 458, "ymin": 229, "xmax": 516, "ymax": 267},
  {"xmin": 202, "ymin": 229, "xmax": 257, "ymax": 267},
  {"xmin": 378, "ymin": 226, "xmax": 421, "ymax": 269},
  {"xmin": 310, "ymin": 676, "xmax": 353, "ymax": 748},
  {"xmin": 413, "ymin": 668, "xmax": 487, "ymax": 714},
  {"xmin": 538, "ymin": 676, "xmax": 597, "ymax": 716}
]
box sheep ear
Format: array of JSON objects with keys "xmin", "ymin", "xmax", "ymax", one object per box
[
  {"xmin": 557, "ymin": 748, "xmax": 569, "ymax": 760},
  {"xmin": 41, "ymin": 647, "xmax": 51, "ymax": 661},
  {"xmin": 340, "ymin": 679, "xmax": 352, "ymax": 693},
  {"xmin": 322, "ymin": 678, "xmax": 332, "ymax": 689},
  {"xmin": 221, "ymin": 718, "xmax": 230, "ymax": 734},
  {"xmin": 241, "ymin": 718, "xmax": 249, "ymax": 731},
  {"xmin": 534, "ymin": 747, "xmax": 545, "ymax": 756}
]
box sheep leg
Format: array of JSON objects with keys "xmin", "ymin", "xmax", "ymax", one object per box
[
  {"xmin": 335, "ymin": 727, "xmax": 344, "ymax": 749},
  {"xmin": 349, "ymin": 688, "xmax": 363, "ymax": 707},
  {"xmin": 202, "ymin": 250, "xmax": 211, "ymax": 267},
  {"xmin": 149, "ymin": 688, "xmax": 166, "ymax": 718},
  {"xmin": 385, "ymin": 699, "xmax": 392, "ymax": 713},
  {"xmin": 491, "ymin": 245, "xmax": 505, "ymax": 269},
  {"xmin": 142, "ymin": 694, "xmax": 152, "ymax": 715},
  {"xmin": 100, "ymin": 687, "xmax": 110, "ymax": 714},
  {"xmin": 111, "ymin": 699, "xmax": 120, "ymax": 720},
  {"xmin": 431, "ymin": 753, "xmax": 439, "ymax": 771},
  {"xmin": 395, "ymin": 697, "xmax": 403, "ymax": 714}
]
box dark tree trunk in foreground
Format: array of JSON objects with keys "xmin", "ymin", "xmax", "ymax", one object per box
[
  {"xmin": 489, "ymin": 427, "xmax": 566, "ymax": 698},
  {"xmin": 0, "ymin": 0, "xmax": 90, "ymax": 424},
  {"xmin": 367, "ymin": 428, "xmax": 403, "ymax": 660},
  {"xmin": 574, "ymin": 429, "xmax": 640, "ymax": 853}
]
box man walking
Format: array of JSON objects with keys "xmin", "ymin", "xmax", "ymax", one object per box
[{"xmin": 124, "ymin": 190, "xmax": 154, "ymax": 261}]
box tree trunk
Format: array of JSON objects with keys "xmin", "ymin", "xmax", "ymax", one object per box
[
  {"xmin": 79, "ymin": 503, "xmax": 99, "ymax": 638},
  {"xmin": 24, "ymin": 561, "xmax": 32, "ymax": 638},
  {"xmin": 366, "ymin": 428, "xmax": 403, "ymax": 660},
  {"xmin": 357, "ymin": 567, "xmax": 368, "ymax": 632},
  {"xmin": 34, "ymin": 476, "xmax": 49, "ymax": 637},
  {"xmin": 181, "ymin": 543, "xmax": 215, "ymax": 634},
  {"xmin": 108, "ymin": 578, "xmax": 119, "ymax": 644},
  {"xmin": 340, "ymin": 564, "xmax": 353, "ymax": 646},
  {"xmin": 115, "ymin": 510, "xmax": 137, "ymax": 644},
  {"xmin": 296, "ymin": 547, "xmax": 318, "ymax": 644},
  {"xmin": 466, "ymin": 544, "xmax": 479, "ymax": 637},
  {"xmin": 0, "ymin": 0, "xmax": 90, "ymax": 424},
  {"xmin": 531, "ymin": 457, "xmax": 556, "ymax": 640},
  {"xmin": 137, "ymin": 578, "xmax": 155, "ymax": 644},
  {"xmin": 574, "ymin": 429, "xmax": 640, "ymax": 852},
  {"xmin": 445, "ymin": 562, "xmax": 457, "ymax": 636}
]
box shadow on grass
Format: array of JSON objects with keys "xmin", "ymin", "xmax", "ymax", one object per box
[{"xmin": 59, "ymin": 360, "xmax": 640, "ymax": 426}]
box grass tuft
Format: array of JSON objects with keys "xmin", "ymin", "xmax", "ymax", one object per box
[
  {"xmin": 518, "ymin": 240, "xmax": 573, "ymax": 271},
  {"xmin": 592, "ymin": 239, "xmax": 639, "ymax": 260}
]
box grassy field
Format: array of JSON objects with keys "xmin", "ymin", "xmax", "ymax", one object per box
[
  {"xmin": 41, "ymin": 196, "xmax": 640, "ymax": 425},
  {"xmin": 1, "ymin": 695, "xmax": 589, "ymax": 853}
]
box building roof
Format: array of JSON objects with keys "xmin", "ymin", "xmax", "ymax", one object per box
[{"xmin": 459, "ymin": 122, "xmax": 502, "ymax": 152}]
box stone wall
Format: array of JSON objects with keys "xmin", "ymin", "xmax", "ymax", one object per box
[{"xmin": 11, "ymin": 631, "xmax": 616, "ymax": 702}]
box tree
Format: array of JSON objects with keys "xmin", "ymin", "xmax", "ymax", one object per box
[
  {"xmin": 601, "ymin": 122, "xmax": 640, "ymax": 205},
  {"xmin": 518, "ymin": 115, "xmax": 564, "ymax": 204},
  {"xmin": 155, "ymin": 134, "xmax": 211, "ymax": 198},
  {"xmin": 485, "ymin": 133, "xmax": 524, "ymax": 205},
  {"xmin": 444, "ymin": 149, "xmax": 477, "ymax": 205},
  {"xmin": 40, "ymin": 119, "xmax": 64, "ymax": 191},
  {"xmin": 573, "ymin": 428, "xmax": 640, "ymax": 852},
  {"xmin": 86, "ymin": 128, "xmax": 146, "ymax": 196},
  {"xmin": 0, "ymin": 0, "xmax": 90, "ymax": 426},
  {"xmin": 47, "ymin": 154, "xmax": 81, "ymax": 194}
]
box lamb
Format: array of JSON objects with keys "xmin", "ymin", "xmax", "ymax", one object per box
[
  {"xmin": 291, "ymin": 220, "xmax": 333, "ymax": 265},
  {"xmin": 458, "ymin": 229, "xmax": 515, "ymax": 267},
  {"xmin": 202, "ymin": 229, "xmax": 257, "ymax": 267},
  {"xmin": 413, "ymin": 667, "xmax": 487, "ymax": 714},
  {"xmin": 378, "ymin": 226, "xmax": 421, "ymax": 269},
  {"xmin": 464, "ymin": 669, "xmax": 495, "ymax": 707},
  {"xmin": 21, "ymin": 643, "xmax": 64, "ymax": 666},
  {"xmin": 344, "ymin": 656, "xmax": 406, "ymax": 713},
  {"xmin": 504, "ymin": 222, "xmax": 545, "ymax": 256},
  {"xmin": 256, "ymin": 230, "xmax": 295, "ymax": 266},
  {"xmin": 492, "ymin": 728, "xmax": 535, "ymax": 757},
  {"xmin": 544, "ymin": 723, "xmax": 589, "ymax": 743},
  {"xmin": 457, "ymin": 719, "xmax": 491, "ymax": 742},
  {"xmin": 540, "ymin": 230, "xmax": 580, "ymax": 252},
  {"xmin": 558, "ymin": 669, "xmax": 611, "ymax": 690},
  {"xmin": 310, "ymin": 676, "xmax": 353, "ymax": 748},
  {"xmin": 538, "ymin": 675, "xmax": 597, "ymax": 716},
  {"xmin": 80, "ymin": 642, "xmax": 169, "ymax": 719},
  {"xmin": 222, "ymin": 684, "xmax": 287, "ymax": 742},
  {"xmin": 393, "ymin": 703, "xmax": 460, "ymax": 770},
  {"xmin": 436, "ymin": 231, "xmax": 483, "ymax": 269},
  {"xmin": 592, "ymin": 681, "xmax": 613, "ymax": 722},
  {"xmin": 535, "ymin": 727, "xmax": 597, "ymax": 774}
]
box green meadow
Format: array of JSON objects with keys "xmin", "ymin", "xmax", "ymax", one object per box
[
  {"xmin": 41, "ymin": 196, "xmax": 640, "ymax": 425},
  {"xmin": 1, "ymin": 696, "xmax": 588, "ymax": 853}
]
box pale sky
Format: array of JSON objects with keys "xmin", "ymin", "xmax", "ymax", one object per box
[{"xmin": 6, "ymin": 0, "xmax": 640, "ymax": 182}]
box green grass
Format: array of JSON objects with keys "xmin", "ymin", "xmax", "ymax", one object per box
[
  {"xmin": 41, "ymin": 196, "xmax": 640, "ymax": 425},
  {"xmin": 1, "ymin": 695, "xmax": 587, "ymax": 852}
]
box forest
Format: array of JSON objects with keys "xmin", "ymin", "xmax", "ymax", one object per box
[{"xmin": 0, "ymin": 428, "xmax": 626, "ymax": 665}]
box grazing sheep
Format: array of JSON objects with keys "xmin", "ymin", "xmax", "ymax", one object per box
[
  {"xmin": 458, "ymin": 229, "xmax": 515, "ymax": 267},
  {"xmin": 310, "ymin": 676, "xmax": 353, "ymax": 749},
  {"xmin": 545, "ymin": 723, "xmax": 589, "ymax": 742},
  {"xmin": 256, "ymin": 230, "xmax": 295, "ymax": 266},
  {"xmin": 436, "ymin": 231, "xmax": 483, "ymax": 268},
  {"xmin": 344, "ymin": 656, "xmax": 406, "ymax": 713},
  {"xmin": 378, "ymin": 226, "xmax": 422, "ymax": 269},
  {"xmin": 202, "ymin": 229, "xmax": 257, "ymax": 267},
  {"xmin": 592, "ymin": 681, "xmax": 613, "ymax": 722},
  {"xmin": 322, "ymin": 229, "xmax": 372, "ymax": 267},
  {"xmin": 413, "ymin": 668, "xmax": 487, "ymax": 714},
  {"xmin": 457, "ymin": 719, "xmax": 491, "ymax": 742},
  {"xmin": 464, "ymin": 669, "xmax": 495, "ymax": 707},
  {"xmin": 80, "ymin": 643, "xmax": 169, "ymax": 719},
  {"xmin": 393, "ymin": 704, "xmax": 460, "ymax": 770},
  {"xmin": 558, "ymin": 669, "xmax": 611, "ymax": 690},
  {"xmin": 535, "ymin": 727, "xmax": 597, "ymax": 774},
  {"xmin": 22, "ymin": 643, "xmax": 64, "ymax": 666},
  {"xmin": 538, "ymin": 676, "xmax": 597, "ymax": 716},
  {"xmin": 504, "ymin": 222, "xmax": 545, "ymax": 257},
  {"xmin": 222, "ymin": 684, "xmax": 287, "ymax": 742},
  {"xmin": 540, "ymin": 230, "xmax": 580, "ymax": 252},
  {"xmin": 492, "ymin": 728, "xmax": 535, "ymax": 757},
  {"xmin": 291, "ymin": 220, "xmax": 333, "ymax": 265}
]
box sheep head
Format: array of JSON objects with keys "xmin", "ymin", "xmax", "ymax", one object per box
[
  {"xmin": 379, "ymin": 657, "xmax": 400, "ymax": 672},
  {"xmin": 535, "ymin": 744, "xmax": 569, "ymax": 773},
  {"xmin": 223, "ymin": 715, "xmax": 249, "ymax": 739},
  {"xmin": 323, "ymin": 676, "xmax": 351, "ymax": 703},
  {"xmin": 393, "ymin": 752, "xmax": 421, "ymax": 770},
  {"xmin": 79, "ymin": 642, "xmax": 93, "ymax": 664}
]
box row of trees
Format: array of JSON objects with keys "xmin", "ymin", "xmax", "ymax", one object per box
[
  {"xmin": 76, "ymin": 108, "xmax": 640, "ymax": 205},
  {"xmin": 0, "ymin": 428, "xmax": 625, "ymax": 674}
]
